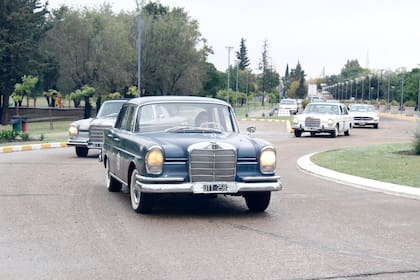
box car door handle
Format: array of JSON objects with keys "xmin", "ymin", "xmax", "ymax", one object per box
[{"xmin": 113, "ymin": 137, "xmax": 120, "ymax": 142}]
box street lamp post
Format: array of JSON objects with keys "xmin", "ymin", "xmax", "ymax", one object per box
[
  {"xmin": 387, "ymin": 71, "xmax": 391, "ymax": 112},
  {"xmin": 417, "ymin": 64, "xmax": 420, "ymax": 116},
  {"xmin": 361, "ymin": 77, "xmax": 365, "ymax": 101},
  {"xmin": 235, "ymin": 60, "xmax": 239, "ymax": 110},
  {"xmin": 398, "ymin": 67, "xmax": 406, "ymax": 115},
  {"xmin": 355, "ymin": 78, "xmax": 358, "ymax": 100},
  {"xmin": 226, "ymin": 46, "xmax": 233, "ymax": 104},
  {"xmin": 368, "ymin": 75, "xmax": 372, "ymax": 102},
  {"xmin": 135, "ymin": 0, "xmax": 143, "ymax": 97},
  {"xmin": 401, "ymin": 73, "xmax": 405, "ymax": 115},
  {"xmin": 377, "ymin": 69, "xmax": 383, "ymax": 103}
]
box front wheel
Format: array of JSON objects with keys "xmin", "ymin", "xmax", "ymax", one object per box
[
  {"xmin": 344, "ymin": 126, "xmax": 351, "ymax": 136},
  {"xmin": 130, "ymin": 168, "xmax": 154, "ymax": 214},
  {"xmin": 294, "ymin": 129, "xmax": 302, "ymax": 137},
  {"xmin": 75, "ymin": 146, "xmax": 88, "ymax": 157},
  {"xmin": 244, "ymin": 192, "xmax": 271, "ymax": 212},
  {"xmin": 330, "ymin": 125, "xmax": 338, "ymax": 138}
]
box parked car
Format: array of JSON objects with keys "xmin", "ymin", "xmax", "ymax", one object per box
[
  {"xmin": 292, "ymin": 102, "xmax": 353, "ymax": 137},
  {"xmin": 278, "ymin": 98, "xmax": 298, "ymax": 115},
  {"xmin": 67, "ymin": 99, "xmax": 127, "ymax": 157},
  {"xmin": 100, "ymin": 96, "xmax": 282, "ymax": 214},
  {"xmin": 349, "ymin": 104, "xmax": 380, "ymax": 129}
]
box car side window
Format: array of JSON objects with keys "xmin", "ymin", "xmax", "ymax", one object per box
[
  {"xmin": 115, "ymin": 105, "xmax": 136, "ymax": 131},
  {"xmin": 114, "ymin": 106, "xmax": 128, "ymax": 129}
]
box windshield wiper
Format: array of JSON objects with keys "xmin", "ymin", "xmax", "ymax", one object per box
[{"xmin": 165, "ymin": 126, "xmax": 222, "ymax": 134}]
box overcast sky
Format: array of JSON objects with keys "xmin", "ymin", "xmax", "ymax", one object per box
[{"xmin": 45, "ymin": 0, "xmax": 420, "ymax": 79}]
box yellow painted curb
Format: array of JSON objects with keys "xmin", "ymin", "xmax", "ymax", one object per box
[{"xmin": 0, "ymin": 142, "xmax": 68, "ymax": 153}]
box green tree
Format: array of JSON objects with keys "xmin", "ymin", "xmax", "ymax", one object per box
[
  {"xmin": 140, "ymin": 4, "xmax": 211, "ymax": 95},
  {"xmin": 341, "ymin": 59, "xmax": 367, "ymax": 80},
  {"xmin": 236, "ymin": 38, "xmax": 250, "ymax": 70},
  {"xmin": 0, "ymin": 0, "xmax": 50, "ymax": 124}
]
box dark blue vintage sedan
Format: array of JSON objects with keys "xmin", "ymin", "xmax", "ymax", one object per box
[{"xmin": 101, "ymin": 96, "xmax": 282, "ymax": 213}]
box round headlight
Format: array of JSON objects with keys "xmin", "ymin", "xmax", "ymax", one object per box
[
  {"xmin": 327, "ymin": 119, "xmax": 334, "ymax": 126},
  {"xmin": 145, "ymin": 147, "xmax": 164, "ymax": 174},
  {"xmin": 260, "ymin": 147, "xmax": 276, "ymax": 174},
  {"xmin": 68, "ymin": 126, "xmax": 78, "ymax": 136}
]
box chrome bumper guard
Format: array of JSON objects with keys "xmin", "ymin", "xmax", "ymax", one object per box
[{"xmin": 136, "ymin": 174, "xmax": 282, "ymax": 194}]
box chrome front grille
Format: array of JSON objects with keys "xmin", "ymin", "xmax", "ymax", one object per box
[
  {"xmin": 305, "ymin": 117, "xmax": 320, "ymax": 128},
  {"xmin": 90, "ymin": 125, "xmax": 112, "ymax": 144},
  {"xmin": 189, "ymin": 142, "xmax": 236, "ymax": 182}
]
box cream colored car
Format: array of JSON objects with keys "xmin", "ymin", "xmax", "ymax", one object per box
[
  {"xmin": 349, "ymin": 104, "xmax": 380, "ymax": 129},
  {"xmin": 292, "ymin": 102, "xmax": 353, "ymax": 138}
]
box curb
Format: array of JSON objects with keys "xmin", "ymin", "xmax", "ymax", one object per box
[
  {"xmin": 297, "ymin": 153, "xmax": 420, "ymax": 201},
  {"xmin": 0, "ymin": 142, "xmax": 68, "ymax": 153}
]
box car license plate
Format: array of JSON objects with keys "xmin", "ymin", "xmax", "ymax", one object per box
[{"xmin": 193, "ymin": 182, "xmax": 236, "ymax": 194}]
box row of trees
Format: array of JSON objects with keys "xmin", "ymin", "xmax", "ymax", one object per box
[{"xmin": 316, "ymin": 60, "xmax": 419, "ymax": 107}]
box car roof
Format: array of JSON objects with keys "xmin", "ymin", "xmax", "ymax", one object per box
[
  {"xmin": 102, "ymin": 99, "xmax": 129, "ymax": 104},
  {"xmin": 126, "ymin": 96, "xmax": 230, "ymax": 107}
]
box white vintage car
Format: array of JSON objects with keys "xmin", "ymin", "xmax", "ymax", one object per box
[
  {"xmin": 292, "ymin": 102, "xmax": 353, "ymax": 137},
  {"xmin": 67, "ymin": 99, "xmax": 127, "ymax": 157},
  {"xmin": 349, "ymin": 103, "xmax": 380, "ymax": 129}
]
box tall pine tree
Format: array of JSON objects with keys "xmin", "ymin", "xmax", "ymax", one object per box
[{"xmin": 236, "ymin": 38, "xmax": 250, "ymax": 70}]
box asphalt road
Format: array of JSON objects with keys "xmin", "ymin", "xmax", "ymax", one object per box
[{"xmin": 1, "ymin": 117, "xmax": 419, "ymax": 280}]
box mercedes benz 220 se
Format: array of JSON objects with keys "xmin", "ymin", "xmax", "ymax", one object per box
[
  {"xmin": 292, "ymin": 102, "xmax": 353, "ymax": 138},
  {"xmin": 101, "ymin": 96, "xmax": 282, "ymax": 214}
]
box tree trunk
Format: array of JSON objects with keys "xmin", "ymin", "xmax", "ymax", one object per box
[
  {"xmin": 84, "ymin": 96, "xmax": 91, "ymax": 119},
  {"xmin": 0, "ymin": 87, "xmax": 12, "ymax": 125}
]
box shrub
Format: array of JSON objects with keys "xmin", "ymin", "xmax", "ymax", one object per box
[
  {"xmin": 0, "ymin": 129, "xmax": 18, "ymax": 141},
  {"xmin": 404, "ymin": 100, "xmax": 417, "ymax": 107},
  {"xmin": 20, "ymin": 132, "xmax": 30, "ymax": 141},
  {"xmin": 415, "ymin": 130, "xmax": 420, "ymax": 155},
  {"xmin": 390, "ymin": 100, "xmax": 399, "ymax": 106}
]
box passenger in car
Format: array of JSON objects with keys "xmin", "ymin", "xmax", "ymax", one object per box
[{"xmin": 195, "ymin": 111, "xmax": 209, "ymax": 127}]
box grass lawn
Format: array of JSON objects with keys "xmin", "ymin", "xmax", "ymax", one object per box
[
  {"xmin": 0, "ymin": 120, "xmax": 70, "ymax": 146},
  {"xmin": 311, "ymin": 143, "xmax": 420, "ymax": 188}
]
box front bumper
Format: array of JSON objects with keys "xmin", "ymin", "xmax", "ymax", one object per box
[
  {"xmin": 136, "ymin": 174, "xmax": 282, "ymax": 194},
  {"xmin": 67, "ymin": 138, "xmax": 102, "ymax": 149},
  {"xmin": 292, "ymin": 124, "xmax": 335, "ymax": 133}
]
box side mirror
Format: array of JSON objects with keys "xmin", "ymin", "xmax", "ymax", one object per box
[{"xmin": 247, "ymin": 126, "xmax": 256, "ymax": 135}]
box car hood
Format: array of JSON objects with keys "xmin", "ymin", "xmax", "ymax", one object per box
[
  {"xmin": 296, "ymin": 113, "xmax": 338, "ymax": 120},
  {"xmin": 138, "ymin": 132, "xmax": 271, "ymax": 159},
  {"xmin": 70, "ymin": 117, "xmax": 116, "ymax": 130}
]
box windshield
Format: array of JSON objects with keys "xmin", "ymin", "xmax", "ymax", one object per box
[
  {"xmin": 97, "ymin": 101, "xmax": 126, "ymax": 118},
  {"xmin": 304, "ymin": 103, "xmax": 340, "ymax": 114},
  {"xmin": 350, "ymin": 105, "xmax": 376, "ymax": 112},
  {"xmin": 136, "ymin": 102, "xmax": 237, "ymax": 133}
]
